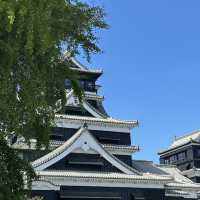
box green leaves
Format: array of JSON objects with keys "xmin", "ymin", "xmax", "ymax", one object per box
[
  {"xmin": 0, "ymin": 0, "xmax": 107, "ymax": 199},
  {"xmin": 0, "ymin": 136, "xmax": 36, "ymax": 200},
  {"xmin": 0, "ymin": 0, "xmax": 107, "ymax": 141}
]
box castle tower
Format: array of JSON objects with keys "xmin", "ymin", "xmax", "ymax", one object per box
[{"xmin": 12, "ymin": 57, "xmax": 200, "ymax": 200}]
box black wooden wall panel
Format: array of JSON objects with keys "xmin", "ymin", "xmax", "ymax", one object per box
[
  {"xmin": 47, "ymin": 153, "xmax": 132, "ymax": 172},
  {"xmin": 52, "ymin": 127, "xmax": 131, "ymax": 145},
  {"xmin": 32, "ymin": 186, "xmax": 166, "ymax": 200}
]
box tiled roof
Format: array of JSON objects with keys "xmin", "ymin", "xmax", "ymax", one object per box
[
  {"xmin": 157, "ymin": 164, "xmax": 194, "ymax": 184},
  {"xmin": 72, "ymin": 67, "xmax": 103, "ymax": 74},
  {"xmin": 34, "ymin": 169, "xmax": 200, "ymax": 198},
  {"xmin": 166, "ymin": 182, "xmax": 200, "ymax": 189},
  {"xmin": 159, "ymin": 130, "xmax": 200, "ymax": 154},
  {"xmin": 55, "ymin": 114, "xmax": 138, "ymax": 128},
  {"xmin": 36, "ymin": 170, "xmax": 173, "ymax": 182},
  {"xmin": 132, "ymin": 160, "xmax": 200, "ymax": 189},
  {"xmin": 70, "ymin": 57, "xmax": 103, "ymax": 74},
  {"xmin": 165, "ymin": 189, "xmax": 190, "ymax": 198},
  {"xmin": 170, "ymin": 130, "xmax": 200, "ymax": 148},
  {"xmin": 34, "ymin": 170, "xmax": 200, "ymax": 197},
  {"xmin": 131, "ymin": 161, "xmax": 200, "ymax": 190},
  {"xmin": 132, "ymin": 160, "xmax": 168, "ymax": 175},
  {"xmin": 166, "ymin": 189, "xmax": 190, "ymax": 195},
  {"xmin": 12, "ymin": 139, "xmax": 139, "ymax": 154}
]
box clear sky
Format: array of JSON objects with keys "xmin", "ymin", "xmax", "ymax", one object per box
[{"xmin": 81, "ymin": 0, "xmax": 200, "ymax": 162}]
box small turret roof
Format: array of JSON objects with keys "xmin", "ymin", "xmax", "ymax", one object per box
[
  {"xmin": 159, "ymin": 129, "xmax": 200, "ymax": 155},
  {"xmin": 70, "ymin": 57, "xmax": 103, "ymax": 75},
  {"xmin": 170, "ymin": 130, "xmax": 200, "ymax": 148}
]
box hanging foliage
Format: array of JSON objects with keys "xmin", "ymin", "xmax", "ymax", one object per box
[{"xmin": 0, "ymin": 0, "xmax": 107, "ymax": 199}]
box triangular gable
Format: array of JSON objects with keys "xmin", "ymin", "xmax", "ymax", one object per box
[
  {"xmin": 32, "ymin": 127, "xmax": 140, "ymax": 175},
  {"xmin": 66, "ymin": 90, "xmax": 106, "ymax": 118}
]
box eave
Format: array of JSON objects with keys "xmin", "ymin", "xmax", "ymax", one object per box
[
  {"xmin": 35, "ymin": 170, "xmax": 173, "ymax": 188},
  {"xmin": 55, "ymin": 114, "xmax": 138, "ymax": 129},
  {"xmin": 12, "ymin": 140, "xmax": 139, "ymax": 155},
  {"xmin": 71, "ymin": 67, "xmax": 103, "ymax": 75}
]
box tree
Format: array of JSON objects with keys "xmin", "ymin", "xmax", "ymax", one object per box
[{"xmin": 0, "ymin": 0, "xmax": 107, "ymax": 199}]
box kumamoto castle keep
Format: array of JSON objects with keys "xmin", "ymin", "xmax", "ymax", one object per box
[{"xmin": 10, "ymin": 56, "xmax": 200, "ymax": 199}]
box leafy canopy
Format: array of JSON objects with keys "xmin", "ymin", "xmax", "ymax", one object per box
[{"xmin": 0, "ymin": 0, "xmax": 107, "ymax": 199}]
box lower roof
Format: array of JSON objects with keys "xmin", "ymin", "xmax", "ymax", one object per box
[
  {"xmin": 37, "ymin": 170, "xmax": 172, "ymax": 182},
  {"xmin": 11, "ymin": 139, "xmax": 139, "ymax": 155}
]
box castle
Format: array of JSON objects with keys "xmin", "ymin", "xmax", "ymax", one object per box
[{"xmin": 12, "ymin": 57, "xmax": 200, "ymax": 199}]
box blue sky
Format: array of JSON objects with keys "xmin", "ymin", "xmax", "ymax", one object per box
[{"xmin": 81, "ymin": 0, "xmax": 200, "ymax": 162}]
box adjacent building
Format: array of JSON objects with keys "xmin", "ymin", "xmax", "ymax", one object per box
[
  {"xmin": 159, "ymin": 130, "xmax": 200, "ymax": 183},
  {"xmin": 12, "ymin": 57, "xmax": 200, "ymax": 200}
]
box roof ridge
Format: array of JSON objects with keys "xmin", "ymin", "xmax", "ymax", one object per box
[{"xmin": 174, "ymin": 129, "xmax": 200, "ymax": 141}]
